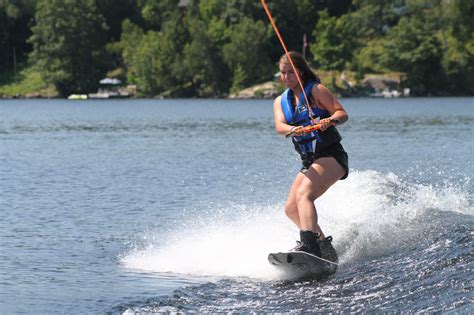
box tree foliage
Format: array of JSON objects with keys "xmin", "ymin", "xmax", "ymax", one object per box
[
  {"xmin": 28, "ymin": 0, "xmax": 107, "ymax": 96},
  {"xmin": 223, "ymin": 18, "xmax": 272, "ymax": 93},
  {"xmin": 311, "ymin": 10, "xmax": 354, "ymax": 72},
  {"xmin": 0, "ymin": 0, "xmax": 35, "ymax": 73},
  {"xmin": 384, "ymin": 15, "xmax": 443, "ymax": 95},
  {"xmin": 348, "ymin": 0, "xmax": 473, "ymax": 95},
  {"xmin": 0, "ymin": 0, "xmax": 472, "ymax": 96}
]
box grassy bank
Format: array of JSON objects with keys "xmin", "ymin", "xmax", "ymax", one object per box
[{"xmin": 0, "ymin": 64, "xmax": 57, "ymax": 98}]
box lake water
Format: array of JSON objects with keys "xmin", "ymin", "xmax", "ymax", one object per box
[{"xmin": 0, "ymin": 97, "xmax": 472, "ymax": 313}]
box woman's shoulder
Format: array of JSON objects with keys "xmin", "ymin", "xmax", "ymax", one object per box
[
  {"xmin": 273, "ymin": 95, "xmax": 282, "ymax": 107},
  {"xmin": 311, "ymin": 83, "xmax": 333, "ymax": 98},
  {"xmin": 311, "ymin": 82, "xmax": 328, "ymax": 92}
]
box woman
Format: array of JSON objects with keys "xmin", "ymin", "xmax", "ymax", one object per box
[{"xmin": 273, "ymin": 51, "xmax": 349, "ymax": 263}]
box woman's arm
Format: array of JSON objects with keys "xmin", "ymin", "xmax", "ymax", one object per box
[
  {"xmin": 273, "ymin": 96, "xmax": 302, "ymax": 135},
  {"xmin": 312, "ymin": 84, "xmax": 348, "ymax": 131}
]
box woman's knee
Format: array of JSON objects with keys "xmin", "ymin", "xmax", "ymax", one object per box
[
  {"xmin": 295, "ymin": 185, "xmax": 316, "ymax": 204},
  {"xmin": 284, "ymin": 202, "xmax": 298, "ymax": 218}
]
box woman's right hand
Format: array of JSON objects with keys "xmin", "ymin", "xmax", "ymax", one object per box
[{"xmin": 290, "ymin": 126, "xmax": 305, "ymax": 136}]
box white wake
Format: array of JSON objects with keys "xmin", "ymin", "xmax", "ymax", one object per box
[{"xmin": 121, "ymin": 170, "xmax": 471, "ymax": 279}]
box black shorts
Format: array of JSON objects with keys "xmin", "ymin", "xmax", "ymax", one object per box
[{"xmin": 299, "ymin": 142, "xmax": 349, "ymax": 179}]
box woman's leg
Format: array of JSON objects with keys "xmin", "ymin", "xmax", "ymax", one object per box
[
  {"xmin": 295, "ymin": 157, "xmax": 345, "ymax": 239},
  {"xmin": 284, "ymin": 172, "xmax": 305, "ymax": 228}
]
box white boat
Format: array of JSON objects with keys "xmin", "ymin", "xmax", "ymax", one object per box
[{"xmin": 67, "ymin": 94, "xmax": 88, "ymax": 100}]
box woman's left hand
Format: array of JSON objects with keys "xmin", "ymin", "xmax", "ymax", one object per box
[{"xmin": 319, "ymin": 118, "xmax": 334, "ymax": 131}]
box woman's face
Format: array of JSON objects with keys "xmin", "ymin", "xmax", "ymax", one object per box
[{"xmin": 279, "ymin": 62, "xmax": 300, "ymax": 89}]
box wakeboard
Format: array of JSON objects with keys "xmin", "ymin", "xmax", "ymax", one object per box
[{"xmin": 268, "ymin": 251, "xmax": 337, "ymax": 279}]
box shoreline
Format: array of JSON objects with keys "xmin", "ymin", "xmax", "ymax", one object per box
[
  {"xmin": 2, "ymin": 95, "xmax": 472, "ymax": 100},
  {"xmin": 2, "ymin": 79, "xmax": 472, "ymax": 100},
  {"xmin": 2, "ymin": 74, "xmax": 472, "ymax": 99}
]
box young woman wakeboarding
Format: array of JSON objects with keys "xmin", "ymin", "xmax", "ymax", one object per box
[
  {"xmin": 273, "ymin": 51, "xmax": 349, "ymax": 263},
  {"xmin": 260, "ymin": 0, "xmax": 348, "ymax": 262}
]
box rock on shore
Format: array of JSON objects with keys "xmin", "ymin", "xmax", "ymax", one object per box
[{"xmin": 229, "ymin": 81, "xmax": 283, "ymax": 99}]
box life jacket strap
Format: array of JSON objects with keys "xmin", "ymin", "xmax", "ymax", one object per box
[{"xmin": 296, "ymin": 136, "xmax": 318, "ymax": 145}]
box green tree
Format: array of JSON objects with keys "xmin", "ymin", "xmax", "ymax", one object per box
[
  {"xmin": 118, "ymin": 19, "xmax": 144, "ymax": 83},
  {"xmin": 28, "ymin": 0, "xmax": 108, "ymax": 96},
  {"xmin": 0, "ymin": 0, "xmax": 36, "ymax": 74},
  {"xmin": 176, "ymin": 15, "xmax": 228, "ymax": 97},
  {"xmin": 348, "ymin": 0, "xmax": 413, "ymax": 81},
  {"xmin": 384, "ymin": 14, "xmax": 444, "ymax": 95},
  {"xmin": 440, "ymin": 0, "xmax": 474, "ymax": 94},
  {"xmin": 139, "ymin": 0, "xmax": 180, "ymax": 30},
  {"xmin": 352, "ymin": 37, "xmax": 389, "ymax": 77},
  {"xmin": 119, "ymin": 8, "xmax": 189, "ymax": 96},
  {"xmin": 198, "ymin": 0, "xmax": 262, "ymax": 25},
  {"xmin": 96, "ymin": 0, "xmax": 141, "ymax": 42},
  {"xmin": 222, "ymin": 17, "xmax": 272, "ymax": 92},
  {"xmin": 131, "ymin": 31, "xmax": 166, "ymax": 95},
  {"xmin": 310, "ymin": 10, "xmax": 354, "ymax": 88},
  {"xmin": 350, "ymin": 0, "xmax": 406, "ymax": 39}
]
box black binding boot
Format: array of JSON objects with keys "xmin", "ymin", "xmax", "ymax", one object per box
[
  {"xmin": 292, "ymin": 230, "xmax": 322, "ymax": 257},
  {"xmin": 318, "ymin": 236, "xmax": 339, "ymax": 263}
]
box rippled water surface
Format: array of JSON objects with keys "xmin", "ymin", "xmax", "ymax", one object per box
[{"xmin": 0, "ymin": 98, "xmax": 472, "ymax": 314}]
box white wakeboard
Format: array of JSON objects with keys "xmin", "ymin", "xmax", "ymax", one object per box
[{"xmin": 268, "ymin": 251, "xmax": 337, "ymax": 279}]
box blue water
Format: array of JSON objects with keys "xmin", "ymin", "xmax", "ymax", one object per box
[{"xmin": 0, "ymin": 98, "xmax": 472, "ymax": 313}]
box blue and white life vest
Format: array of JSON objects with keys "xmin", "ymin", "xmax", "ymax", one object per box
[{"xmin": 280, "ymin": 81, "xmax": 341, "ymax": 157}]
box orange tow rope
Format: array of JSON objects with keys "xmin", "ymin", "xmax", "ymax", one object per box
[{"xmin": 261, "ymin": 0, "xmax": 315, "ymax": 122}]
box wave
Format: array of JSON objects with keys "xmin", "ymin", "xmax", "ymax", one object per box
[{"xmin": 121, "ymin": 170, "xmax": 472, "ymax": 279}]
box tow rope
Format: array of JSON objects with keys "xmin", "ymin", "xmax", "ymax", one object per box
[{"xmin": 261, "ymin": 0, "xmax": 316, "ymax": 124}]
